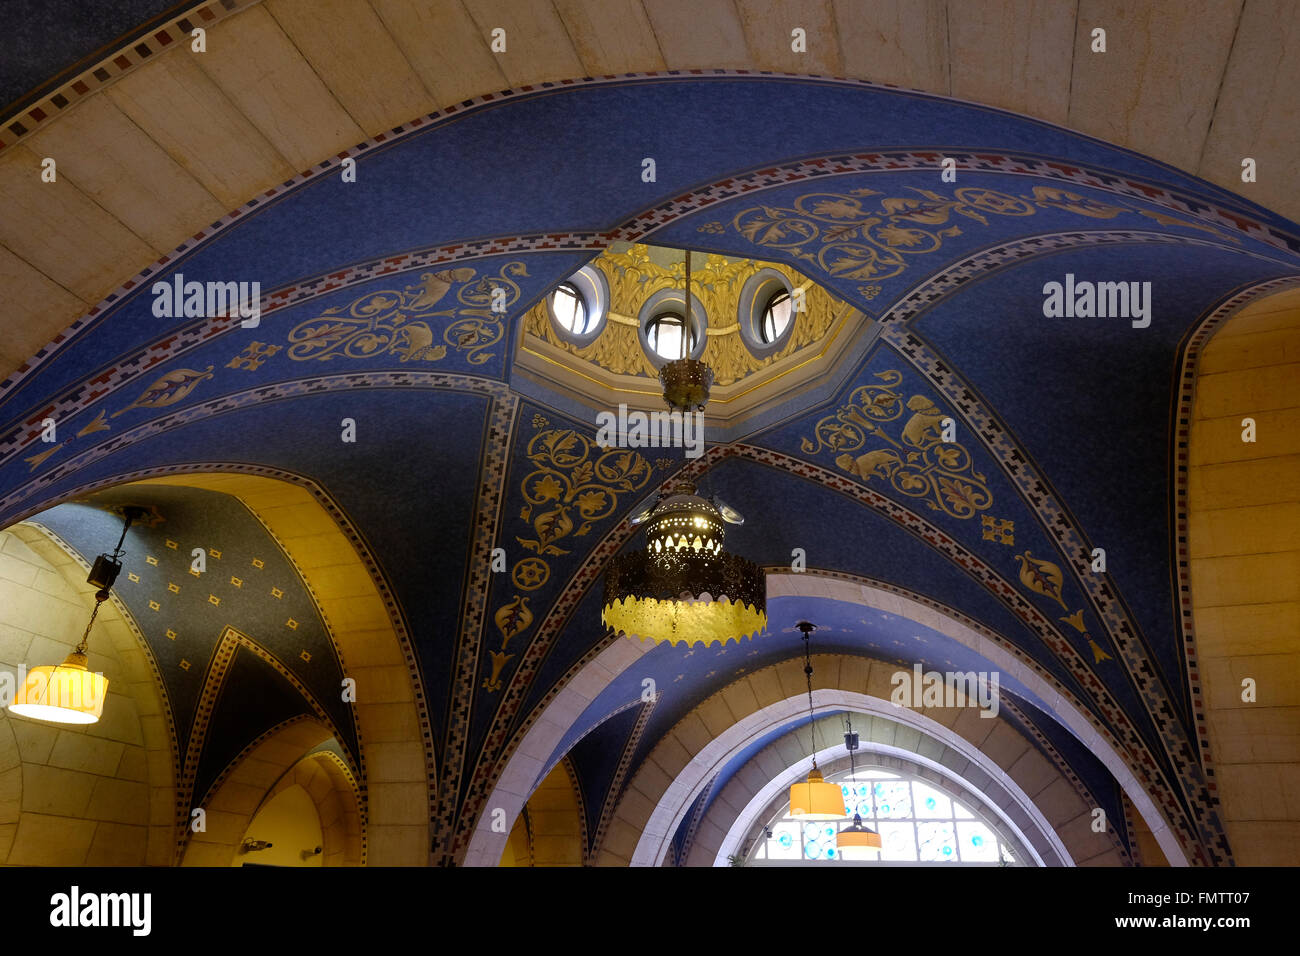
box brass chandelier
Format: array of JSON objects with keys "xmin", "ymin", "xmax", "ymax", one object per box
[{"xmin": 601, "ymin": 250, "xmax": 766, "ymax": 647}]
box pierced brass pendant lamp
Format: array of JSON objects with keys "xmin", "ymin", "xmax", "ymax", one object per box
[
  {"xmin": 787, "ymin": 622, "xmax": 847, "ymax": 820},
  {"xmin": 601, "ymin": 250, "xmax": 766, "ymax": 647},
  {"xmin": 8, "ymin": 506, "xmax": 143, "ymax": 724}
]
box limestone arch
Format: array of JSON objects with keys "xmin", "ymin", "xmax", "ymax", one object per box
[
  {"xmin": 462, "ymin": 636, "xmax": 651, "ymax": 866},
  {"xmin": 466, "ymin": 571, "xmax": 1190, "ymax": 866},
  {"xmin": 253, "ymin": 748, "xmax": 364, "ymax": 867},
  {"xmin": 7, "ymin": 466, "xmax": 433, "ymax": 865},
  {"xmin": 182, "ymin": 715, "xmax": 335, "ymax": 866},
  {"xmin": 687, "ymin": 715, "xmax": 1081, "ymax": 867},
  {"xmin": 499, "ymin": 757, "xmax": 586, "ymax": 867},
  {"xmin": 613, "ymin": 681, "xmax": 1112, "ymax": 868},
  {"xmin": 1184, "ymin": 283, "xmax": 1300, "ymax": 865},
  {"xmin": 0, "ymin": 522, "xmax": 178, "ymax": 865}
]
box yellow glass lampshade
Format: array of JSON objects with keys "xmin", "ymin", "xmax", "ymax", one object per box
[
  {"xmin": 788, "ymin": 768, "xmax": 846, "ymax": 820},
  {"xmin": 7, "ymin": 652, "xmax": 108, "ymax": 724},
  {"xmin": 837, "ymin": 819, "xmax": 883, "ymax": 859}
]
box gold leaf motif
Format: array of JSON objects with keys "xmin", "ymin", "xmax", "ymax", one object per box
[
  {"xmin": 1015, "ymin": 550, "xmax": 1069, "ymax": 611},
  {"xmin": 493, "ymin": 595, "xmax": 533, "ymax": 645},
  {"xmin": 1059, "ymin": 609, "xmax": 1087, "ymax": 633},
  {"xmin": 111, "ymin": 366, "xmax": 215, "ymax": 418},
  {"xmin": 481, "ymin": 650, "xmax": 515, "ymax": 692},
  {"xmin": 75, "ymin": 409, "xmax": 110, "ymax": 437},
  {"xmin": 24, "ymin": 444, "xmax": 62, "ymax": 470},
  {"xmin": 808, "ymin": 371, "xmax": 992, "ymax": 519}
]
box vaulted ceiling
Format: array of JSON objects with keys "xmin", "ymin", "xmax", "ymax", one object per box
[{"xmin": 2, "ymin": 0, "xmax": 1297, "ymax": 867}]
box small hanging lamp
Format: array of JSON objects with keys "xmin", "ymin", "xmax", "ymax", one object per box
[
  {"xmin": 602, "ymin": 482, "xmax": 766, "ymax": 647},
  {"xmin": 787, "ymin": 621, "xmax": 846, "ymax": 820},
  {"xmin": 8, "ymin": 506, "xmax": 142, "ymax": 724},
  {"xmin": 836, "ymin": 713, "xmax": 883, "ymax": 857},
  {"xmin": 657, "ymin": 249, "xmax": 713, "ymax": 413}
]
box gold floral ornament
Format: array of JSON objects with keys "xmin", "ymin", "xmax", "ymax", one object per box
[
  {"xmin": 1015, "ymin": 550, "xmax": 1068, "ymax": 610},
  {"xmin": 493, "ymin": 595, "xmax": 533, "ymax": 643},
  {"xmin": 516, "ymin": 429, "xmax": 652, "ymax": 556},
  {"xmin": 803, "ymin": 370, "xmax": 992, "ymax": 519},
  {"xmin": 729, "ymin": 187, "xmax": 1037, "ymax": 286},
  {"xmin": 286, "ymin": 262, "xmax": 528, "ymax": 366},
  {"xmin": 1058, "ymin": 602, "xmax": 1114, "ymax": 664}
]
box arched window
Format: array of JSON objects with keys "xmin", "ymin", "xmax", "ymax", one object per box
[
  {"xmin": 646, "ymin": 311, "xmax": 696, "ymax": 360},
  {"xmin": 751, "ymin": 768, "xmax": 1019, "ymax": 864},
  {"xmin": 550, "ymin": 282, "xmax": 589, "ymax": 335},
  {"xmin": 547, "ymin": 266, "xmax": 609, "ymax": 344},
  {"xmin": 759, "ymin": 289, "xmax": 793, "ymax": 344}
]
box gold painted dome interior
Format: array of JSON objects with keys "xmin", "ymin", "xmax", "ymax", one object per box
[{"xmin": 514, "ymin": 242, "xmax": 870, "ymax": 429}]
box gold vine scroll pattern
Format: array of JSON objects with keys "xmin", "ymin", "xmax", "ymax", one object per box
[
  {"xmin": 516, "ymin": 428, "xmax": 652, "ymax": 556},
  {"xmin": 802, "ymin": 369, "xmax": 993, "ymax": 520},
  {"xmin": 286, "ymin": 262, "xmax": 529, "ymax": 366},
  {"xmin": 725, "ymin": 185, "xmax": 1232, "ymax": 286}
]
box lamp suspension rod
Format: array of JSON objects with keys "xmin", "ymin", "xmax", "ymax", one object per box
[
  {"xmin": 682, "ymin": 250, "xmax": 691, "ymax": 361},
  {"xmin": 845, "ymin": 713, "xmax": 857, "ymax": 777},
  {"xmin": 111, "ymin": 507, "xmax": 141, "ymax": 560}
]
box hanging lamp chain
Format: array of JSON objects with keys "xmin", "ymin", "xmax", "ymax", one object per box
[
  {"xmin": 74, "ymin": 506, "xmax": 139, "ymax": 656},
  {"xmin": 799, "ymin": 621, "xmax": 817, "ymax": 771}
]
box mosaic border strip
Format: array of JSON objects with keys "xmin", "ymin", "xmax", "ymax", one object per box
[
  {"xmin": 676, "ymin": 773, "xmax": 718, "ymax": 867},
  {"xmin": 1166, "ymin": 274, "xmax": 1300, "ymax": 835},
  {"xmin": 1120, "ymin": 790, "xmax": 1142, "ymax": 866},
  {"xmin": 999, "ymin": 696, "xmax": 1133, "ymax": 866},
  {"xmin": 560, "ymin": 754, "xmax": 590, "ymax": 864},
  {"xmin": 0, "ymin": 371, "xmax": 511, "ymax": 519},
  {"xmin": 433, "ymin": 390, "xmax": 519, "ymax": 863},
  {"xmin": 0, "ymin": 0, "xmax": 254, "ymax": 151},
  {"xmin": 587, "ymin": 694, "xmax": 656, "ymax": 864},
  {"xmin": 312, "ymin": 748, "xmax": 367, "ymax": 867}
]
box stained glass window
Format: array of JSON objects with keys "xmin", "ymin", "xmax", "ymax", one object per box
[{"xmin": 750, "ymin": 768, "xmax": 1020, "ymax": 864}]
